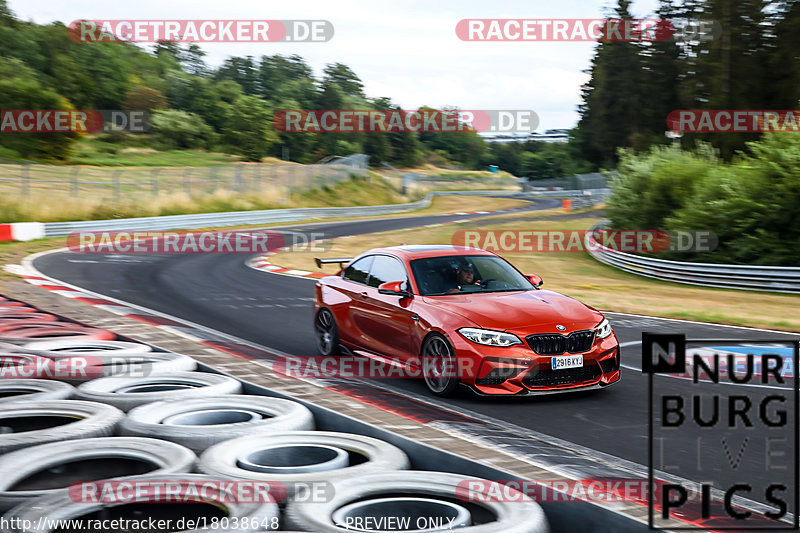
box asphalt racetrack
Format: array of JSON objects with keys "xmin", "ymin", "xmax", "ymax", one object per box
[{"xmin": 34, "ymin": 198, "xmax": 799, "ymax": 516}]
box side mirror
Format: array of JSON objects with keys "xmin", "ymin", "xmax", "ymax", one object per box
[
  {"xmin": 378, "ymin": 281, "xmax": 412, "ymax": 298},
  {"xmin": 526, "ymin": 274, "xmax": 543, "ymax": 288}
]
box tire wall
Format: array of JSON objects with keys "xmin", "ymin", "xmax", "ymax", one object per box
[{"xmin": 203, "ymin": 363, "xmax": 648, "ymax": 533}]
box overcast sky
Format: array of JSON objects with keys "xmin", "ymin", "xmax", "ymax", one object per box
[{"xmin": 12, "ymin": 0, "xmax": 659, "ymax": 131}]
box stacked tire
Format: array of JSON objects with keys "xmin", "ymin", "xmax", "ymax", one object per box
[{"xmin": 0, "ymin": 297, "xmax": 549, "ymax": 532}]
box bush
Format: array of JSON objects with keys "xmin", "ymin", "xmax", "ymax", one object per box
[
  {"xmin": 667, "ymin": 134, "xmax": 800, "ymax": 265},
  {"xmin": 607, "ymin": 135, "xmax": 800, "ymax": 265},
  {"xmin": 607, "ymin": 144, "xmax": 718, "ymax": 230},
  {"xmin": 150, "ymin": 109, "xmax": 215, "ymax": 149}
]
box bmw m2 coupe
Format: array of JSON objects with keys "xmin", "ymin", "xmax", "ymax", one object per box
[{"xmin": 313, "ymin": 245, "xmax": 620, "ymax": 396}]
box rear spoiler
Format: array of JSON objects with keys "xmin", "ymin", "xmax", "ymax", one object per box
[{"xmin": 314, "ymin": 257, "xmax": 354, "ymax": 269}]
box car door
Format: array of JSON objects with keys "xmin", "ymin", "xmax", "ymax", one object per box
[
  {"xmin": 337, "ymin": 255, "xmax": 373, "ymax": 347},
  {"xmin": 352, "ymin": 255, "xmax": 415, "ymax": 360}
]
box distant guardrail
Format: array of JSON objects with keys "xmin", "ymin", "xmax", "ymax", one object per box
[
  {"xmin": 587, "ymin": 222, "xmax": 800, "ymax": 294},
  {"xmin": 28, "ymin": 189, "xmax": 604, "ymax": 239},
  {"xmin": 1, "ymin": 185, "xmax": 609, "ymax": 241}
]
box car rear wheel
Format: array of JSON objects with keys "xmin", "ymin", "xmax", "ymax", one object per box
[
  {"xmin": 422, "ymin": 334, "xmax": 459, "ymax": 397},
  {"xmin": 315, "ymin": 308, "xmax": 340, "ymax": 356}
]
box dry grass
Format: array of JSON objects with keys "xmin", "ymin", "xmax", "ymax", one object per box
[
  {"xmin": 272, "ymin": 213, "xmax": 800, "ymax": 332},
  {"xmin": 0, "ymin": 195, "xmax": 530, "ymax": 289}
]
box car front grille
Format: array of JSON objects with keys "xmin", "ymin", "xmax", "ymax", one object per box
[
  {"xmin": 525, "ymin": 330, "xmax": 595, "ymax": 355},
  {"xmin": 522, "ymin": 364, "xmax": 601, "ymax": 388}
]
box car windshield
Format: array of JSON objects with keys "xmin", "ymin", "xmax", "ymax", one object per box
[{"xmin": 410, "ymin": 255, "xmax": 534, "ymax": 296}]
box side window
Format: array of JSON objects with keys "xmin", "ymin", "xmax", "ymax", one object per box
[
  {"xmin": 368, "ymin": 255, "xmax": 408, "ymax": 288},
  {"xmin": 342, "ymin": 256, "xmax": 373, "ymax": 285}
]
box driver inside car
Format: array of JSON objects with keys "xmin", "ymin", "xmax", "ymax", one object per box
[{"xmin": 448, "ymin": 264, "xmax": 481, "ymax": 292}]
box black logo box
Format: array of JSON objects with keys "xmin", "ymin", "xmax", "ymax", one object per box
[{"xmin": 644, "ymin": 332, "xmax": 800, "ymax": 530}]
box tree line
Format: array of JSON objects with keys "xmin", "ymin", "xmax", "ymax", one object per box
[
  {"xmin": 0, "ymin": 1, "xmax": 578, "ymax": 175},
  {"xmin": 575, "ymin": 0, "xmax": 800, "ymax": 166}
]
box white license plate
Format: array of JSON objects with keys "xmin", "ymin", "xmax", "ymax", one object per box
[{"xmin": 552, "ymin": 355, "xmax": 583, "ymax": 370}]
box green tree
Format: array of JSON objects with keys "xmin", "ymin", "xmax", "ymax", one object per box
[
  {"xmin": 521, "ymin": 145, "xmax": 576, "ymax": 179},
  {"xmin": 257, "ymin": 54, "xmax": 315, "ymax": 103},
  {"xmin": 0, "ymin": 0, "xmax": 14, "ymax": 26},
  {"xmin": 222, "ymin": 95, "xmax": 277, "ymax": 161},
  {"xmin": 575, "ymin": 0, "xmax": 645, "ymax": 167},
  {"xmin": 682, "ymin": 0, "xmax": 770, "ymax": 159},
  {"xmin": 122, "ymin": 86, "xmax": 168, "ymax": 112},
  {"xmin": 216, "ymin": 56, "xmax": 258, "ymax": 95},
  {"xmin": 0, "ymin": 58, "xmax": 79, "ymax": 160},
  {"xmin": 322, "ymin": 62, "xmax": 364, "ymax": 97}
]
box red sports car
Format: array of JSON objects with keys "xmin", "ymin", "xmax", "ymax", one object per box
[{"xmin": 313, "ymin": 245, "xmax": 620, "ymax": 396}]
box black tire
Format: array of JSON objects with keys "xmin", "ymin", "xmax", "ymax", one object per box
[
  {"xmin": 0, "ymin": 436, "xmax": 196, "ymax": 511},
  {"xmin": 1, "ymin": 473, "xmax": 280, "ymax": 533},
  {"xmin": 286, "ymin": 471, "xmax": 548, "ymax": 533},
  {"xmin": 0, "ymin": 400, "xmax": 124, "ymax": 454},
  {"xmin": 120, "ymin": 395, "xmax": 315, "ymax": 453},
  {"xmin": 75, "ymin": 371, "xmax": 243, "ymax": 411},
  {"xmin": 421, "ymin": 333, "xmax": 460, "ymax": 397},
  {"xmin": 315, "ymin": 308, "xmax": 340, "ymax": 356},
  {"xmin": 198, "ymin": 431, "xmax": 409, "ymax": 496},
  {"xmin": 0, "ymin": 379, "xmax": 74, "ymax": 403}
]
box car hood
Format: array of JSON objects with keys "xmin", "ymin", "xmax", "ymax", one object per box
[{"xmin": 422, "ymin": 290, "xmax": 601, "ymax": 332}]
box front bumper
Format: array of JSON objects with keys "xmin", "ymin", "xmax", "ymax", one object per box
[{"xmin": 450, "ymin": 332, "xmax": 621, "ymax": 396}]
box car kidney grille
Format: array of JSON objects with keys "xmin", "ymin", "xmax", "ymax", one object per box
[
  {"xmin": 525, "ymin": 330, "xmax": 595, "ymax": 355},
  {"xmin": 523, "ymin": 364, "xmax": 601, "ymax": 388}
]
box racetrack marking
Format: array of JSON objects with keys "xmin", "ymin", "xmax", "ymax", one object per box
[
  {"xmin": 13, "ymin": 248, "xmax": 792, "ymax": 528},
  {"xmin": 11, "ymin": 200, "xmax": 796, "ymax": 528},
  {"xmin": 17, "ymin": 248, "xmax": 293, "ymax": 360}
]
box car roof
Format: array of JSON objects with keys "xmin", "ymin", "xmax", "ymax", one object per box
[{"xmin": 361, "ymin": 245, "xmax": 497, "ymax": 261}]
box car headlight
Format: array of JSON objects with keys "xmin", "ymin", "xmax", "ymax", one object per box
[
  {"xmin": 458, "ymin": 328, "xmax": 522, "ymax": 347},
  {"xmin": 596, "ymin": 318, "xmax": 613, "ymax": 339}
]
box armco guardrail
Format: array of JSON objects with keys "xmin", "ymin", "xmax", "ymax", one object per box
[
  {"xmin": 36, "ymin": 189, "xmax": 607, "ymax": 238},
  {"xmin": 587, "ymin": 223, "xmax": 800, "ymax": 294}
]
